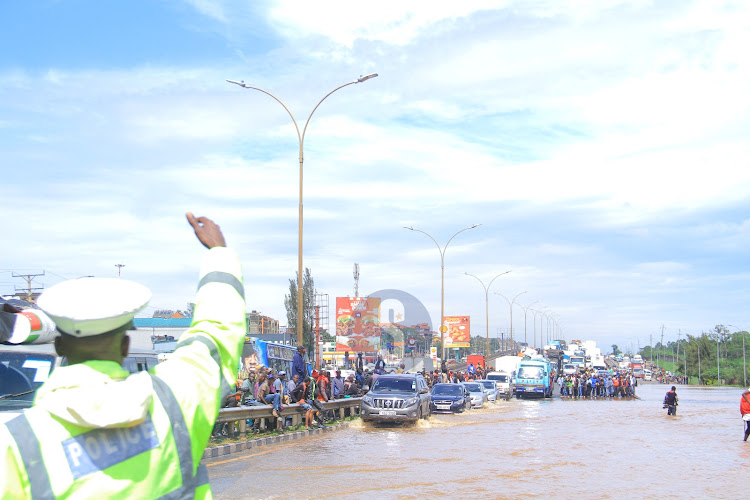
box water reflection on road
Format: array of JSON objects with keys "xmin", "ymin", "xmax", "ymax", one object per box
[{"xmin": 206, "ymin": 384, "xmax": 750, "ymax": 500}]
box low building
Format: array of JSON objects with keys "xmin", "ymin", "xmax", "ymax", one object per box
[{"xmin": 247, "ymin": 310, "xmax": 279, "ymax": 335}]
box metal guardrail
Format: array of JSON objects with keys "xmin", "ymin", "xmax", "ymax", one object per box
[{"xmin": 216, "ymin": 397, "xmax": 362, "ymax": 431}]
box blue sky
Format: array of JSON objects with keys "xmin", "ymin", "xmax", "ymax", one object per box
[{"xmin": 2, "ymin": 0, "xmax": 749, "ymax": 353}]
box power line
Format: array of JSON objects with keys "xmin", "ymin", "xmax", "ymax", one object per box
[{"xmin": 12, "ymin": 271, "xmax": 45, "ymax": 303}]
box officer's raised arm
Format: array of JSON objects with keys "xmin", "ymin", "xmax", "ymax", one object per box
[
  {"xmin": 186, "ymin": 212, "xmax": 226, "ymax": 249},
  {"xmin": 152, "ymin": 212, "xmax": 247, "ymax": 488}
]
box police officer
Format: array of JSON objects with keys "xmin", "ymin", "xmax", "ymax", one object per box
[{"xmin": 0, "ymin": 212, "xmax": 246, "ymax": 499}]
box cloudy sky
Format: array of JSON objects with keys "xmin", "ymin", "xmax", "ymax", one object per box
[{"xmin": 2, "ymin": 0, "xmax": 748, "ymax": 353}]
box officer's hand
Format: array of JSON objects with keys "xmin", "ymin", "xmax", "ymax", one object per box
[{"xmin": 186, "ymin": 212, "xmax": 226, "ymax": 249}]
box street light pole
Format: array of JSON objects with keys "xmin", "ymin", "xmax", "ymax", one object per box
[
  {"xmin": 464, "ymin": 271, "xmax": 512, "ymax": 356},
  {"xmin": 228, "ymin": 74, "xmax": 378, "ymax": 349},
  {"xmin": 517, "ymin": 300, "xmax": 540, "ymax": 347},
  {"xmin": 404, "ymin": 224, "xmax": 481, "ymax": 363},
  {"xmin": 495, "ymin": 291, "xmax": 527, "ymax": 353}
]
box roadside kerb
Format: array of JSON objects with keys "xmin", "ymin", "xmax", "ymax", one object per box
[
  {"xmin": 203, "ymin": 419, "xmax": 351, "ymax": 460},
  {"xmin": 204, "ymin": 397, "xmax": 361, "ymax": 460}
]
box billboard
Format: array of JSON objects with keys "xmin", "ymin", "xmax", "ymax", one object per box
[
  {"xmin": 336, "ymin": 297, "xmax": 381, "ymax": 353},
  {"xmin": 443, "ymin": 316, "xmax": 470, "ymax": 348}
]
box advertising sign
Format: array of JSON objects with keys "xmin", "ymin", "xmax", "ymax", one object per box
[
  {"xmin": 443, "ymin": 316, "xmax": 470, "ymax": 348},
  {"xmin": 336, "ymin": 297, "xmax": 381, "ymax": 353}
]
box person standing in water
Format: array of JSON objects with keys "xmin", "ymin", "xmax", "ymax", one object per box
[
  {"xmin": 663, "ymin": 386, "xmax": 678, "ymax": 416},
  {"xmin": 740, "ymin": 388, "xmax": 750, "ymax": 442}
]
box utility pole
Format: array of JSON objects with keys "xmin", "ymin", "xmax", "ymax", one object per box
[
  {"xmin": 13, "ymin": 272, "xmax": 45, "ymax": 303},
  {"xmin": 676, "ymin": 330, "xmax": 681, "ymax": 373},
  {"xmin": 659, "ymin": 324, "xmax": 665, "ymax": 368},
  {"xmin": 115, "ymin": 264, "xmax": 125, "ymax": 278},
  {"xmin": 353, "ymin": 263, "xmax": 360, "ymax": 297},
  {"xmin": 650, "ymin": 334, "xmax": 653, "ymax": 365}
]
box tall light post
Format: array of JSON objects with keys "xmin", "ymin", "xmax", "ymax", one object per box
[
  {"xmin": 404, "ymin": 224, "xmax": 481, "ymax": 362},
  {"xmin": 495, "ymin": 291, "xmax": 527, "ymax": 352},
  {"xmin": 464, "ymin": 271, "xmax": 512, "ymax": 356},
  {"xmin": 547, "ymin": 312, "xmax": 560, "ymax": 346},
  {"xmin": 228, "ymin": 74, "xmax": 378, "ymax": 348},
  {"xmin": 530, "ymin": 307, "xmax": 547, "ymax": 350},
  {"xmin": 517, "ymin": 300, "xmax": 540, "ymax": 347}
]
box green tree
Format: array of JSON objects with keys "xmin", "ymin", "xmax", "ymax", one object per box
[
  {"xmin": 283, "ymin": 268, "xmax": 316, "ymax": 354},
  {"xmin": 611, "ymin": 344, "xmax": 620, "ymax": 356}
]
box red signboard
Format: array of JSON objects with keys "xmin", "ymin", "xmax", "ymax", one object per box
[
  {"xmin": 443, "ymin": 315, "xmax": 470, "ymax": 348},
  {"xmin": 336, "ymin": 297, "xmax": 381, "ymax": 353}
]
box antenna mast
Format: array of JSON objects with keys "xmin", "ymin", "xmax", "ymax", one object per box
[{"xmin": 353, "ymin": 263, "xmax": 360, "ymax": 297}]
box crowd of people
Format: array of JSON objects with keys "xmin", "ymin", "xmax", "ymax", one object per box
[
  {"xmin": 557, "ymin": 371, "xmax": 639, "ymax": 399},
  {"xmin": 216, "ymin": 364, "xmax": 362, "ymax": 437}
]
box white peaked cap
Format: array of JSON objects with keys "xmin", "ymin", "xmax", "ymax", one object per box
[{"xmin": 37, "ymin": 278, "xmax": 151, "ymax": 337}]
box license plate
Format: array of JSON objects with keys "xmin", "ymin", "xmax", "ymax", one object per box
[
  {"xmin": 436, "ymin": 405, "xmax": 450, "ymax": 410},
  {"xmin": 378, "ymin": 410, "xmax": 396, "ymax": 416}
]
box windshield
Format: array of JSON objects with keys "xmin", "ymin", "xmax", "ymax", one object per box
[
  {"xmin": 518, "ymin": 366, "xmax": 543, "ymax": 379},
  {"xmin": 432, "ymin": 385, "xmax": 462, "ymax": 396},
  {"xmin": 463, "ymin": 383, "xmax": 482, "ymax": 392},
  {"xmin": 487, "ymin": 374, "xmax": 508, "ymax": 383},
  {"xmin": 371, "ymin": 377, "xmax": 416, "ymax": 393},
  {"xmin": 479, "ymin": 381, "xmax": 495, "ymax": 390},
  {"xmin": 0, "ymin": 351, "xmax": 56, "ymax": 411},
  {"xmin": 564, "ymin": 365, "xmax": 576, "ymax": 370}
]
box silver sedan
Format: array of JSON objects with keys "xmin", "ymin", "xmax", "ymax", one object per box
[{"xmin": 477, "ymin": 379, "xmax": 499, "ymax": 403}]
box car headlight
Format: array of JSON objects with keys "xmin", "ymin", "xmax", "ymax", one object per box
[
  {"xmin": 404, "ymin": 397, "xmax": 418, "ymax": 407},
  {"xmin": 362, "ymin": 395, "xmax": 373, "ymax": 405}
]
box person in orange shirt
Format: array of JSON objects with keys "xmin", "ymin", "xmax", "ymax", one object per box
[{"xmin": 740, "ymin": 388, "xmax": 750, "ymax": 442}]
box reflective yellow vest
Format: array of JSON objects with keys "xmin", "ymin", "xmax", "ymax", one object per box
[{"xmin": 0, "ymin": 247, "xmax": 246, "ymax": 499}]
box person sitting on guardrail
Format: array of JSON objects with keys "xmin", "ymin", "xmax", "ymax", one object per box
[
  {"xmin": 332, "ymin": 370, "xmax": 345, "ymax": 399},
  {"xmin": 344, "ymin": 374, "xmax": 359, "ymax": 396},
  {"xmin": 290, "ymin": 377, "xmax": 304, "ymax": 403},
  {"xmin": 288, "ymin": 374, "xmax": 299, "ymax": 400},
  {"xmin": 299, "ymin": 376, "xmax": 322, "ymax": 428},
  {"xmin": 273, "ymin": 371, "xmax": 289, "ymax": 404},
  {"xmin": 256, "ymin": 373, "xmax": 282, "ymax": 418}
]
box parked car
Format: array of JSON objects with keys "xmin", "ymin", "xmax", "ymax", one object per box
[
  {"xmin": 360, "ymin": 373, "xmax": 431, "ymax": 424},
  {"xmin": 476, "ymin": 379, "xmax": 499, "ymax": 403},
  {"xmin": 462, "ymin": 382, "xmax": 488, "ymax": 408},
  {"xmin": 430, "ymin": 383, "xmax": 471, "ymax": 413}
]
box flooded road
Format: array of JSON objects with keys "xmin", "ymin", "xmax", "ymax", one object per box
[{"xmin": 205, "ymin": 383, "xmax": 750, "ymax": 499}]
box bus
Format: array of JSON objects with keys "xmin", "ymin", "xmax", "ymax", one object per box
[{"xmin": 238, "ymin": 337, "xmax": 310, "ymax": 377}]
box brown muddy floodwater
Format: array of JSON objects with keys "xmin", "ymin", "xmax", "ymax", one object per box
[{"xmin": 205, "ymin": 383, "xmax": 750, "ymax": 500}]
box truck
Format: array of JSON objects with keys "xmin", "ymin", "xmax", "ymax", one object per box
[
  {"xmin": 631, "ymin": 362, "xmax": 644, "ymax": 378},
  {"xmin": 466, "ymin": 354, "xmax": 486, "ymax": 371},
  {"xmin": 569, "ymin": 355, "xmax": 586, "ymax": 372},
  {"xmin": 514, "ymin": 357, "xmax": 553, "ymax": 398},
  {"xmin": 590, "ymin": 354, "xmax": 607, "ymax": 372},
  {"xmin": 493, "ymin": 355, "xmax": 521, "ymax": 374},
  {"xmin": 485, "ymin": 370, "xmax": 515, "ymax": 400}
]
